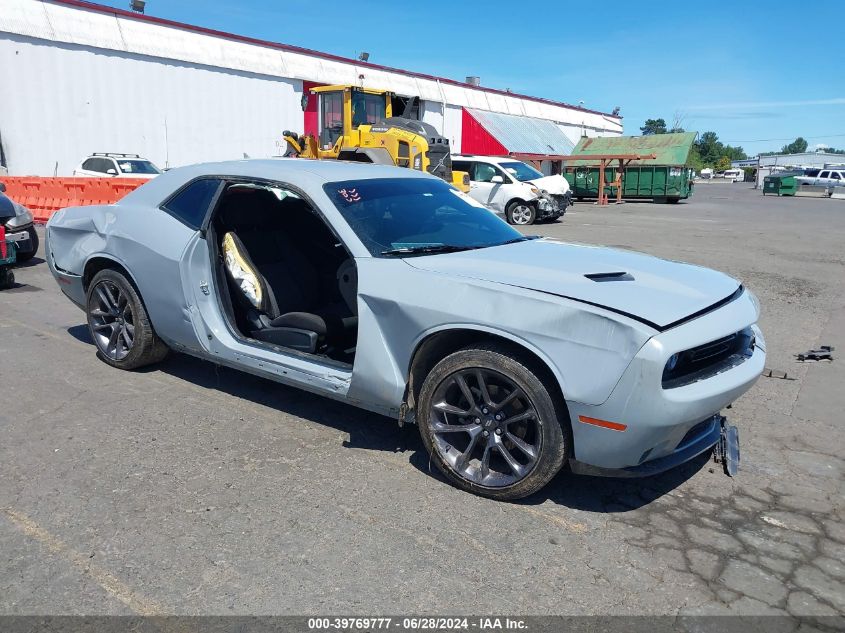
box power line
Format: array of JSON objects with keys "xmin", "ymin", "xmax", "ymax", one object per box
[{"xmin": 722, "ymin": 133, "xmax": 845, "ymax": 144}]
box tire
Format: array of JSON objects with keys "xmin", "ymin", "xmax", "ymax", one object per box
[
  {"xmin": 0, "ymin": 268, "xmax": 14, "ymax": 289},
  {"xmin": 15, "ymin": 226, "xmax": 39, "ymax": 263},
  {"xmin": 417, "ymin": 343, "xmax": 569, "ymax": 501},
  {"xmin": 86, "ymin": 268, "xmax": 169, "ymax": 370},
  {"xmin": 505, "ymin": 201, "xmax": 536, "ymax": 226}
]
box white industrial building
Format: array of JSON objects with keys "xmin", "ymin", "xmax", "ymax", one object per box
[
  {"xmin": 0, "ymin": 0, "xmax": 623, "ymax": 176},
  {"xmin": 732, "ymin": 152, "xmax": 845, "ymax": 188},
  {"xmin": 732, "ymin": 152, "xmax": 845, "ymax": 170}
]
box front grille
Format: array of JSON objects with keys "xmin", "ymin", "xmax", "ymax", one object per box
[{"xmin": 663, "ymin": 327, "xmax": 755, "ymax": 389}]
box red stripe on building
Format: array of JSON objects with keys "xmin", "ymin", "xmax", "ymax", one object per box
[
  {"xmin": 302, "ymin": 80, "xmax": 320, "ymax": 138},
  {"xmin": 460, "ymin": 109, "xmax": 508, "ymax": 155}
]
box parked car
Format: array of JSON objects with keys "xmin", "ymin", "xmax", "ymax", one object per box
[
  {"xmin": 452, "ymin": 155, "xmax": 570, "ymax": 225},
  {"xmin": 46, "ymin": 160, "xmax": 764, "ymax": 500},
  {"xmin": 0, "ymin": 182, "xmax": 38, "ymax": 262},
  {"xmin": 795, "ymin": 168, "xmax": 845, "ymax": 188},
  {"xmin": 723, "ymin": 169, "xmax": 744, "ymax": 182},
  {"xmin": 73, "ymin": 153, "xmax": 162, "ymax": 179}
]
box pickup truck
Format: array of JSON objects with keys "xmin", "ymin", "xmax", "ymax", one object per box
[{"xmin": 795, "ymin": 168, "xmax": 845, "ymax": 188}]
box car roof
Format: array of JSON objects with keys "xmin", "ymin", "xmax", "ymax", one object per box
[
  {"xmin": 85, "ymin": 154, "xmax": 150, "ymax": 160},
  {"xmin": 119, "ymin": 158, "xmax": 437, "ymax": 206},
  {"xmin": 453, "ymin": 154, "xmax": 518, "ymax": 165}
]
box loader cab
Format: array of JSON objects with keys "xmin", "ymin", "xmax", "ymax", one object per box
[{"xmin": 313, "ymin": 86, "xmax": 393, "ymax": 150}]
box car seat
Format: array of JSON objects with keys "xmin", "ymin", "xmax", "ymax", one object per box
[{"xmin": 218, "ymin": 188, "xmax": 357, "ymax": 353}]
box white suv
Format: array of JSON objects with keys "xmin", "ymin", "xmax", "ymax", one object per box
[
  {"xmin": 73, "ymin": 153, "xmax": 162, "ymax": 179},
  {"xmin": 452, "ymin": 155, "xmax": 571, "ymax": 225}
]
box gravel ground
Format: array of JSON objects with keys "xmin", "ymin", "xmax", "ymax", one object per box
[{"xmin": 0, "ymin": 182, "xmax": 842, "ymax": 619}]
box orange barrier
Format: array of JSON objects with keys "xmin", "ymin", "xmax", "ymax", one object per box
[{"xmin": 0, "ymin": 177, "xmax": 145, "ymax": 223}]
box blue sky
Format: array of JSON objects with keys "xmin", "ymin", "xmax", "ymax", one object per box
[{"xmin": 97, "ymin": 0, "xmax": 844, "ymax": 156}]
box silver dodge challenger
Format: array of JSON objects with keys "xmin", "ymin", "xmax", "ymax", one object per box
[{"xmin": 46, "ymin": 159, "xmax": 765, "ymax": 500}]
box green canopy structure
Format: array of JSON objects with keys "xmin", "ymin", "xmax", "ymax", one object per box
[{"xmin": 569, "ymin": 132, "xmax": 697, "ymax": 166}]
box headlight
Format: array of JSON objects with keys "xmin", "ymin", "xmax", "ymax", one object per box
[
  {"xmin": 665, "ymin": 353, "xmax": 680, "ymax": 372},
  {"xmin": 6, "ymin": 205, "xmax": 33, "ymax": 229}
]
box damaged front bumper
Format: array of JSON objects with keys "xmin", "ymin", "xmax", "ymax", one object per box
[
  {"xmin": 564, "ymin": 291, "xmax": 763, "ymax": 477},
  {"xmin": 534, "ymin": 193, "xmax": 569, "ymax": 220}
]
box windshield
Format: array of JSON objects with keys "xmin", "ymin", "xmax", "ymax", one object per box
[
  {"xmin": 351, "ymin": 91, "xmax": 386, "ymax": 128},
  {"xmin": 324, "ymin": 178, "xmax": 524, "ymax": 257},
  {"xmin": 118, "ymin": 160, "xmax": 161, "ymax": 174},
  {"xmin": 500, "ymin": 161, "xmax": 543, "ymax": 182}
]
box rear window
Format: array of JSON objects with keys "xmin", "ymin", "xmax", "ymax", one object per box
[{"xmin": 161, "ymin": 178, "xmax": 222, "ymax": 229}]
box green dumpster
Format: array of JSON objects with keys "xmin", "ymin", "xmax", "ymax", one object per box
[
  {"xmin": 763, "ymin": 174, "xmax": 796, "ymax": 196},
  {"xmin": 564, "ymin": 165, "xmax": 693, "ymax": 203},
  {"xmin": 564, "ymin": 132, "xmax": 698, "ymax": 203}
]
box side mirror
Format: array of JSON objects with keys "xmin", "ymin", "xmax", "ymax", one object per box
[
  {"xmin": 106, "ymin": 168, "xmax": 117, "ymax": 175},
  {"xmin": 301, "ymin": 93, "xmax": 309, "ymax": 111},
  {"xmin": 491, "ymin": 175, "xmax": 504, "ymax": 184}
]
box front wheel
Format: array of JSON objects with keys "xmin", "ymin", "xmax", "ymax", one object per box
[
  {"xmin": 417, "ymin": 344, "xmax": 569, "ymax": 500},
  {"xmin": 506, "ymin": 201, "xmax": 536, "ymax": 225},
  {"xmin": 86, "ymin": 268, "xmax": 169, "ymax": 370}
]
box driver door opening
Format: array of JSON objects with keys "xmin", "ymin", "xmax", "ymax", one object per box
[{"xmin": 207, "ymin": 181, "xmax": 358, "ymax": 366}]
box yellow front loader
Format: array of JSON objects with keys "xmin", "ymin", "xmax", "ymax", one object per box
[{"xmin": 283, "ymin": 85, "xmax": 469, "ymax": 192}]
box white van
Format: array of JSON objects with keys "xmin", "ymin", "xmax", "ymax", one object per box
[{"xmin": 723, "ymin": 169, "xmax": 744, "ymax": 183}]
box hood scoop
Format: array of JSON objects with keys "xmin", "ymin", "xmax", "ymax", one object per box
[{"xmin": 585, "ymin": 271, "xmax": 635, "ymax": 282}]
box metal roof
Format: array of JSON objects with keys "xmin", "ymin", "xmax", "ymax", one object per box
[
  {"xmin": 21, "ymin": 0, "xmax": 621, "ymax": 123},
  {"xmin": 466, "ymin": 108, "xmax": 576, "ymax": 156},
  {"xmin": 570, "ymin": 132, "xmax": 698, "ymax": 166},
  {"xmin": 738, "ymin": 152, "xmax": 845, "ymax": 169}
]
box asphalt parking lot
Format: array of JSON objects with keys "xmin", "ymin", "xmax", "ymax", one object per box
[{"xmin": 1, "ymin": 182, "xmax": 843, "ymax": 618}]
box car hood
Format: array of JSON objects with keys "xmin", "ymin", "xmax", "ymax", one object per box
[
  {"xmin": 406, "ymin": 239, "xmax": 741, "ymax": 329},
  {"xmin": 528, "ymin": 175, "xmax": 570, "ymax": 195}
]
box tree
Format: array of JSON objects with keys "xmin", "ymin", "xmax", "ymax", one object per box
[
  {"xmin": 669, "ymin": 110, "xmax": 686, "ymax": 134},
  {"xmin": 693, "ymin": 131, "xmax": 746, "ymax": 167},
  {"xmin": 687, "ymin": 145, "xmax": 705, "ymax": 172},
  {"xmin": 640, "ymin": 118, "xmax": 667, "ymax": 135},
  {"xmin": 696, "ymin": 131, "xmax": 722, "ymax": 165},
  {"xmin": 723, "ymin": 144, "xmax": 748, "ymax": 161},
  {"xmin": 715, "ymin": 156, "xmax": 732, "ymax": 171},
  {"xmin": 781, "ymin": 137, "xmax": 808, "ymax": 154}
]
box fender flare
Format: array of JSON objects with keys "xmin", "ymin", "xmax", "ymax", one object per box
[{"xmin": 407, "ymin": 322, "xmax": 568, "ymax": 398}]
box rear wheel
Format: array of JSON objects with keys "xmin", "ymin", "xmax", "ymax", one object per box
[
  {"xmin": 506, "ymin": 201, "xmax": 536, "ymax": 226},
  {"xmin": 86, "ymin": 269, "xmax": 168, "ymax": 370},
  {"xmin": 417, "ymin": 344, "xmax": 569, "ymax": 500}
]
